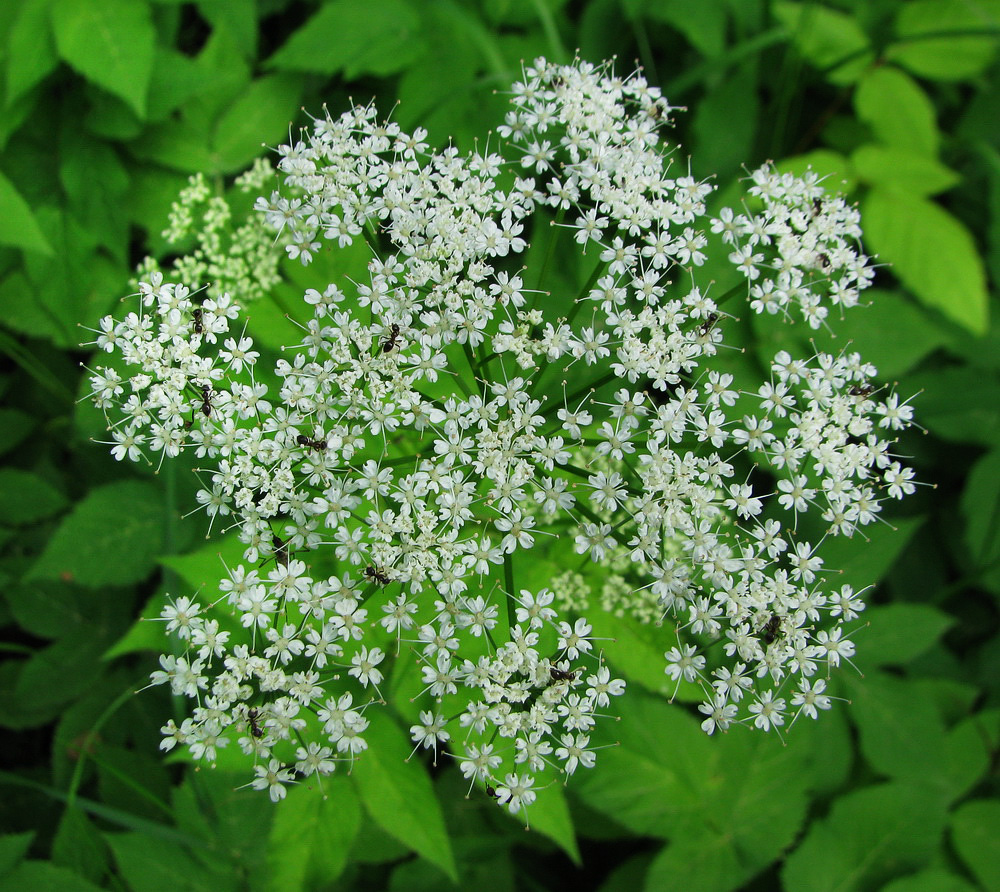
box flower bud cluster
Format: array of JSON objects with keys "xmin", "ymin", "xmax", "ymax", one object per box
[{"xmin": 85, "ymin": 56, "xmax": 915, "ymax": 807}]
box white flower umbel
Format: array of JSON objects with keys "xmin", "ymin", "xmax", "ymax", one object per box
[{"xmin": 86, "ymin": 57, "xmax": 915, "ymax": 812}]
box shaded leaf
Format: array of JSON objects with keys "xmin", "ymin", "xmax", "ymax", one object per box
[
  {"xmin": 818, "ymin": 515, "xmax": 924, "ymax": 593},
  {"xmin": 951, "ymin": 799, "xmax": 1000, "ymax": 892},
  {"xmin": 773, "ymin": 1, "xmax": 873, "ymax": 84},
  {"xmin": 352, "ymin": 717, "xmax": 457, "ymax": 881},
  {"xmin": 0, "ymin": 469, "xmax": 67, "ymax": 525},
  {"xmin": 0, "ymin": 170, "xmax": 52, "ymax": 255},
  {"xmin": 961, "ymin": 450, "xmax": 1000, "ymax": 594},
  {"xmin": 904, "ymin": 366, "xmax": 1000, "ymax": 446},
  {"xmin": 104, "ymin": 831, "xmax": 234, "ymax": 892},
  {"xmin": 781, "ymin": 783, "xmax": 947, "ymax": 891},
  {"xmin": 265, "ymin": 0, "xmax": 426, "ymax": 78},
  {"xmin": 6, "ymin": 0, "xmax": 59, "ymax": 106},
  {"xmin": 0, "ymin": 831, "xmax": 34, "ymax": 875},
  {"xmin": 0, "ymin": 860, "xmax": 105, "ymax": 891},
  {"xmin": 50, "ymin": 0, "xmax": 155, "ymax": 118},
  {"xmin": 27, "ymin": 480, "xmax": 166, "ymax": 587},
  {"xmin": 857, "ymin": 603, "xmax": 953, "ymax": 668}
]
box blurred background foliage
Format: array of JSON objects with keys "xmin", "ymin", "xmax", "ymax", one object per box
[{"xmin": 0, "ymin": 0, "xmax": 998, "ymax": 889}]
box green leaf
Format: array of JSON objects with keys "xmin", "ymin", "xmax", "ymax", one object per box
[
  {"xmin": 644, "ymin": 0, "xmax": 727, "ymax": 57},
  {"xmin": 951, "ymin": 799, "xmax": 1000, "ymax": 892},
  {"xmin": 809, "ymin": 289, "xmax": 948, "ymax": 379},
  {"xmin": 6, "ymin": 0, "xmax": 59, "ymax": 106},
  {"xmin": 645, "ymin": 832, "xmax": 742, "ymax": 892},
  {"xmin": 854, "ymin": 66, "xmax": 939, "ymax": 157},
  {"xmin": 211, "ymin": 74, "xmax": 304, "ymax": 173},
  {"xmin": 903, "ymin": 366, "xmax": 1000, "ymax": 446},
  {"xmin": 776, "ymin": 149, "xmax": 856, "ymax": 193},
  {"xmin": 26, "ymin": 480, "xmax": 166, "ymax": 587},
  {"xmin": 0, "ymin": 468, "xmax": 67, "ymax": 524},
  {"xmin": 575, "ymin": 688, "xmax": 809, "ymax": 870},
  {"xmin": 0, "ymin": 860, "xmax": 105, "ymax": 891},
  {"xmin": 52, "ymin": 809, "xmax": 110, "ymax": 884},
  {"xmin": 104, "ymin": 831, "xmax": 234, "ymax": 892},
  {"xmin": 0, "ymin": 408, "xmax": 36, "ymax": 456},
  {"xmin": 817, "ymin": 515, "xmax": 924, "ymax": 593},
  {"xmin": 0, "ymin": 170, "xmax": 53, "ymax": 255},
  {"xmin": 845, "ymin": 672, "xmax": 948, "ymax": 787},
  {"xmin": 351, "ymin": 717, "xmax": 457, "ymax": 881},
  {"xmin": 851, "ymin": 145, "xmax": 959, "ymax": 197},
  {"xmin": 518, "ymin": 781, "xmax": 579, "ymax": 864},
  {"xmin": 6, "ymin": 580, "xmax": 102, "ymax": 640},
  {"xmin": 265, "ymin": 0, "xmax": 426, "ymax": 78},
  {"xmin": 159, "ymin": 532, "xmax": 246, "ymax": 590},
  {"xmin": 0, "ymin": 831, "xmax": 34, "ymax": 875},
  {"xmin": 961, "ymin": 450, "xmax": 1000, "ymax": 594},
  {"xmin": 49, "ymin": 0, "xmax": 155, "ymax": 118},
  {"xmin": 773, "ymin": 1, "xmax": 874, "ymax": 84},
  {"xmin": 267, "ymin": 778, "xmax": 361, "ymax": 890},
  {"xmin": 889, "ymin": 0, "xmax": 999, "ymax": 82},
  {"xmin": 880, "ymin": 868, "xmax": 979, "ymax": 892},
  {"xmin": 862, "ymin": 188, "xmax": 989, "ymax": 334},
  {"xmin": 692, "ymin": 66, "xmax": 759, "ymax": 180},
  {"xmin": 857, "ymin": 603, "xmax": 953, "ymax": 668},
  {"xmin": 781, "ymin": 783, "xmax": 947, "ymax": 891},
  {"xmin": 939, "ymin": 712, "xmax": 995, "ymax": 804}
]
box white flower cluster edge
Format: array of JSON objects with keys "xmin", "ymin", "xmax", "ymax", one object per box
[{"xmin": 84, "ymin": 57, "xmax": 916, "ymax": 812}]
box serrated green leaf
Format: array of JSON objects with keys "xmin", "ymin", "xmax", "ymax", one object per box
[
  {"xmin": 518, "ymin": 781, "xmax": 579, "ymax": 864},
  {"xmin": 818, "ymin": 515, "xmax": 924, "ymax": 593},
  {"xmin": 575, "ymin": 688, "xmax": 809, "ymax": 864},
  {"xmin": 0, "ymin": 860, "xmax": 105, "ymax": 891},
  {"xmin": 0, "ymin": 407, "xmax": 36, "ymax": 456},
  {"xmin": 808, "ymin": 289, "xmax": 947, "ymax": 379},
  {"xmin": 212, "ymin": 74, "xmax": 304, "ymax": 173},
  {"xmin": 889, "ymin": 0, "xmax": 999, "ymax": 81},
  {"xmin": 776, "ymin": 149, "xmax": 856, "ymax": 193},
  {"xmin": 0, "ymin": 170, "xmax": 52, "ymax": 255},
  {"xmin": 951, "ymin": 799, "xmax": 1000, "ymax": 891},
  {"xmin": 854, "ymin": 66, "xmax": 939, "ymax": 157},
  {"xmin": 265, "ymin": 0, "xmax": 426, "ymax": 78},
  {"xmin": 352, "ymin": 717, "xmax": 457, "ymax": 881},
  {"xmin": 781, "ymin": 783, "xmax": 947, "ymax": 891},
  {"xmin": 268, "ymin": 779, "xmax": 361, "ymax": 890},
  {"xmin": 6, "ymin": 0, "xmax": 59, "ymax": 106},
  {"xmin": 773, "ymin": 1, "xmax": 874, "ymax": 84},
  {"xmin": 645, "ymin": 832, "xmax": 743, "ymax": 892},
  {"xmin": 904, "ymin": 366, "xmax": 1000, "ymax": 446},
  {"xmin": 881, "ymin": 869, "xmax": 979, "ymax": 892},
  {"xmin": 862, "ymin": 188, "xmax": 989, "ymax": 334},
  {"xmin": 851, "ymin": 145, "xmax": 959, "ymax": 197},
  {"xmin": 27, "ymin": 480, "xmax": 166, "ymax": 587},
  {"xmin": 645, "ymin": 0, "xmax": 727, "ymax": 57},
  {"xmin": 857, "ymin": 603, "xmax": 953, "ymax": 668},
  {"xmin": 961, "ymin": 450, "xmax": 1000, "ymax": 594},
  {"xmin": 105, "ymin": 831, "xmax": 233, "ymax": 892},
  {"xmin": 52, "ymin": 805, "xmax": 110, "ymax": 884},
  {"xmin": 0, "ymin": 831, "xmax": 34, "ymax": 875},
  {"xmin": 939, "ymin": 713, "xmax": 994, "ymax": 804},
  {"xmin": 845, "ymin": 672, "xmax": 948, "ymax": 786},
  {"xmin": 0, "ymin": 468, "xmax": 67, "ymax": 524},
  {"xmin": 50, "ymin": 0, "xmax": 155, "ymax": 118}
]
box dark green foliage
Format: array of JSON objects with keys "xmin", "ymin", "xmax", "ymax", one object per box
[{"xmin": 0, "ymin": 1, "xmax": 997, "ymax": 889}]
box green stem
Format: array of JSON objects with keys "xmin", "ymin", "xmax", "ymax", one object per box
[{"xmin": 503, "ymin": 552, "xmax": 516, "ymax": 638}]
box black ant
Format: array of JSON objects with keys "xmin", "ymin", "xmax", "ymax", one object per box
[
  {"xmin": 811, "ymin": 197, "xmax": 823, "ymax": 218},
  {"xmin": 697, "ymin": 313, "xmax": 719, "ymax": 337},
  {"xmin": 296, "ymin": 434, "xmax": 327, "ymax": 451},
  {"xmin": 381, "ymin": 323, "xmax": 401, "ymax": 354},
  {"xmin": 200, "ymin": 385, "xmax": 213, "ymax": 417},
  {"xmin": 759, "ymin": 615, "xmax": 783, "ymax": 646},
  {"xmin": 192, "ymin": 307, "xmax": 203, "ymax": 336},
  {"xmin": 364, "ymin": 565, "xmax": 391, "ymax": 586},
  {"xmin": 849, "ymin": 383, "xmax": 874, "ymax": 398},
  {"xmin": 273, "ymin": 534, "xmax": 289, "ymax": 568},
  {"xmin": 816, "ymin": 252, "xmax": 831, "ymax": 271},
  {"xmin": 246, "ymin": 707, "xmax": 264, "ymax": 739},
  {"xmin": 550, "ymin": 667, "xmax": 577, "ymax": 682},
  {"xmin": 485, "ymin": 784, "xmax": 499, "ymax": 799}
]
